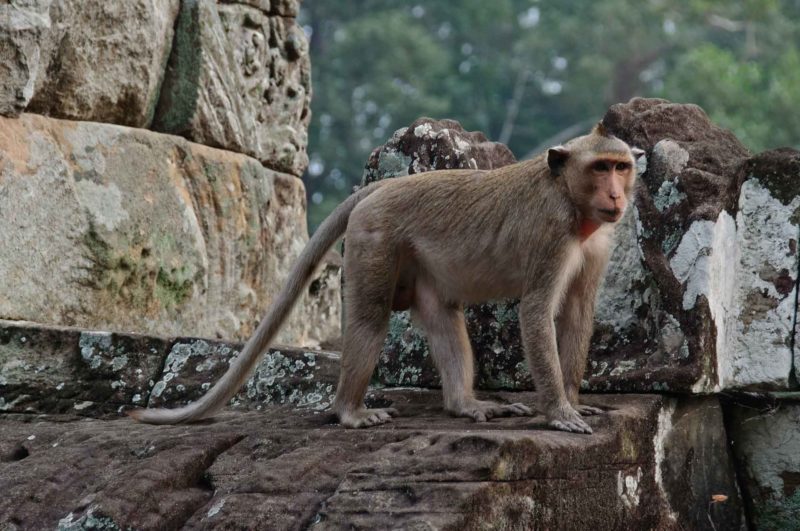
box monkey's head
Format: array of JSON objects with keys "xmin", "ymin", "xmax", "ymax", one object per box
[{"xmin": 547, "ymin": 123, "xmax": 644, "ymax": 224}]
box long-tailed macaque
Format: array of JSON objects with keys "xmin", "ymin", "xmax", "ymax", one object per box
[{"xmin": 129, "ymin": 123, "xmax": 643, "ymax": 434}]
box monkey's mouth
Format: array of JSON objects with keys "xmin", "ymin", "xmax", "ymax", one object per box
[{"xmin": 597, "ymin": 208, "xmax": 622, "ymax": 222}]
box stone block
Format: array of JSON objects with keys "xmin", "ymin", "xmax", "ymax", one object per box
[
  {"xmin": 146, "ymin": 336, "xmax": 340, "ymax": 413},
  {"xmin": 0, "ymin": 0, "xmax": 179, "ymax": 127},
  {"xmin": 153, "ymin": 0, "xmax": 311, "ymax": 176},
  {"xmin": 0, "ymin": 319, "xmax": 341, "ymax": 417},
  {"xmin": 0, "ymin": 319, "xmax": 167, "ymax": 416},
  {"xmin": 0, "ymin": 114, "xmax": 339, "ymax": 346},
  {"xmin": 0, "ymin": 393, "xmax": 744, "ymax": 530},
  {"xmin": 591, "ymin": 100, "xmax": 796, "ymax": 393}
]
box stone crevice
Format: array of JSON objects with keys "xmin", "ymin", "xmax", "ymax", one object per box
[{"xmin": 789, "ymin": 223, "xmax": 800, "ymax": 388}]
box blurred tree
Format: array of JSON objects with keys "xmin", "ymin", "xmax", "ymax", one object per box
[{"xmin": 300, "ymin": 0, "xmax": 800, "ymax": 230}]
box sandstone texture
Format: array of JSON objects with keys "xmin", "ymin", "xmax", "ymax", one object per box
[
  {"xmin": 152, "ymin": 0, "xmax": 311, "ymax": 176},
  {"xmin": 0, "ymin": 394, "xmax": 743, "ymax": 530},
  {"xmin": 372, "ymin": 101, "xmax": 800, "ymax": 396},
  {"xmin": 0, "ymin": 114, "xmax": 339, "ymax": 346},
  {"xmin": 0, "ymin": 0, "xmax": 179, "ymax": 127}
]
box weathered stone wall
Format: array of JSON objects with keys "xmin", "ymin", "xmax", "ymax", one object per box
[
  {"xmin": 152, "ymin": 0, "xmax": 311, "ymax": 177},
  {"xmin": 0, "ymin": 0, "xmax": 180, "ymax": 126},
  {"xmin": 0, "ymin": 0, "xmax": 340, "ymax": 347}
]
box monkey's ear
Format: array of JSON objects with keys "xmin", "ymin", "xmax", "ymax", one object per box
[
  {"xmin": 631, "ymin": 147, "xmax": 645, "ymax": 160},
  {"xmin": 547, "ymin": 146, "xmax": 569, "ymax": 176}
]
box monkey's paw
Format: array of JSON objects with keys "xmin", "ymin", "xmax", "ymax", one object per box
[
  {"xmin": 338, "ymin": 407, "xmax": 399, "ymax": 428},
  {"xmin": 575, "ymin": 404, "xmax": 604, "ymax": 416},
  {"xmin": 451, "ymin": 399, "xmax": 533, "ymax": 423},
  {"xmin": 547, "ymin": 405, "xmax": 593, "ymax": 434}
]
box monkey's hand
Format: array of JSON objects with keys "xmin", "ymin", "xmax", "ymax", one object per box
[
  {"xmin": 450, "ymin": 399, "xmax": 532, "ymax": 423},
  {"xmin": 575, "ymin": 404, "xmax": 604, "ymax": 416},
  {"xmin": 546, "ymin": 404, "xmax": 593, "ymax": 434},
  {"xmin": 338, "ymin": 407, "xmax": 399, "ymax": 428}
]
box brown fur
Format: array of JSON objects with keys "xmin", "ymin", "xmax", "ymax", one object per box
[{"xmin": 129, "ymin": 124, "xmax": 642, "ymax": 434}]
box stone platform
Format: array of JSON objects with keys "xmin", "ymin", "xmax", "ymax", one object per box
[{"xmin": 1, "ymin": 391, "xmax": 743, "ymax": 530}]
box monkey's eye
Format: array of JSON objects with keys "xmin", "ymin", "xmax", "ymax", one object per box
[
  {"xmin": 615, "ymin": 162, "xmax": 631, "ymax": 172},
  {"xmin": 591, "ymin": 161, "xmax": 610, "ymax": 172}
]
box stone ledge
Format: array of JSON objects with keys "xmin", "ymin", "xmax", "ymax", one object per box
[
  {"xmin": 0, "ymin": 319, "xmax": 339, "ymax": 418},
  {"xmin": 0, "ymin": 392, "xmax": 743, "ymax": 530}
]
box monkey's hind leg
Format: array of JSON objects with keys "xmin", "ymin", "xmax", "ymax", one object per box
[
  {"xmin": 331, "ymin": 237, "xmax": 398, "ymax": 428},
  {"xmin": 412, "ymin": 281, "xmax": 531, "ymax": 422}
]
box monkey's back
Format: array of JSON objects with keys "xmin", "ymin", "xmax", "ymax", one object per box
[{"xmin": 348, "ymin": 160, "xmax": 578, "ymax": 302}]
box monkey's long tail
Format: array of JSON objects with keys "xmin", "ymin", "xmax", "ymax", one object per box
[{"xmin": 128, "ymin": 182, "xmax": 382, "ymax": 424}]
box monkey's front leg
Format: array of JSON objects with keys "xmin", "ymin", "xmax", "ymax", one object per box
[
  {"xmin": 556, "ymin": 251, "xmax": 609, "ymax": 417},
  {"xmin": 556, "ymin": 292, "xmax": 603, "ymax": 417},
  {"xmin": 519, "ymin": 294, "xmax": 593, "ymax": 434}
]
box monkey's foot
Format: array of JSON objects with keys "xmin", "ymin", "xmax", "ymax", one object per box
[
  {"xmin": 576, "ymin": 404, "xmax": 604, "ymax": 416},
  {"xmin": 546, "ymin": 404, "xmax": 593, "ymax": 434},
  {"xmin": 450, "ymin": 399, "xmax": 533, "ymax": 423},
  {"xmin": 338, "ymin": 407, "xmax": 399, "ymax": 428}
]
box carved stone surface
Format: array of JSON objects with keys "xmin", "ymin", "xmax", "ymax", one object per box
[
  {"xmin": 218, "ymin": 0, "xmax": 300, "ymax": 17},
  {"xmin": 0, "ymin": 389, "xmax": 744, "ymax": 530},
  {"xmin": 0, "ymin": 0, "xmax": 179, "ymax": 127},
  {"xmin": 152, "ymin": 0, "xmax": 311, "ymax": 176},
  {"xmin": 0, "ymin": 114, "xmax": 339, "ymax": 346}
]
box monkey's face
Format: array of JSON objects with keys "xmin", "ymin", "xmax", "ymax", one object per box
[
  {"xmin": 547, "ymin": 130, "xmax": 644, "ymax": 225},
  {"xmin": 581, "ymin": 152, "xmax": 637, "ymax": 223}
]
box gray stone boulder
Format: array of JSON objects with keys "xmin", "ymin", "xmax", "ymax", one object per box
[
  {"xmin": 152, "ymin": 0, "xmax": 311, "ymax": 176},
  {"xmin": 0, "ymin": 114, "xmax": 340, "ymax": 347},
  {"xmin": 0, "ymin": 0, "xmax": 179, "ymax": 127},
  {"xmin": 363, "ymin": 117, "xmax": 516, "ymax": 184}
]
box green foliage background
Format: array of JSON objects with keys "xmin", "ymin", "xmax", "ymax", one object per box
[{"xmin": 299, "ymin": 0, "xmax": 800, "ymax": 230}]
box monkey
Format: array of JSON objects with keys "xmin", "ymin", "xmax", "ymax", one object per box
[{"xmin": 129, "ymin": 123, "xmax": 643, "ymax": 434}]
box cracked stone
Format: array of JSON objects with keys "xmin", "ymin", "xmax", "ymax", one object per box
[{"xmin": 0, "ymin": 393, "xmax": 743, "ymax": 530}]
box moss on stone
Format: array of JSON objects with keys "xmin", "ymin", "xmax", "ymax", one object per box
[{"xmin": 154, "ymin": 266, "xmax": 193, "ymax": 308}]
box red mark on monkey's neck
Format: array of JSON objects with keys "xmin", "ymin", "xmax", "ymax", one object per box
[{"xmin": 578, "ymin": 219, "xmax": 602, "ymax": 241}]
